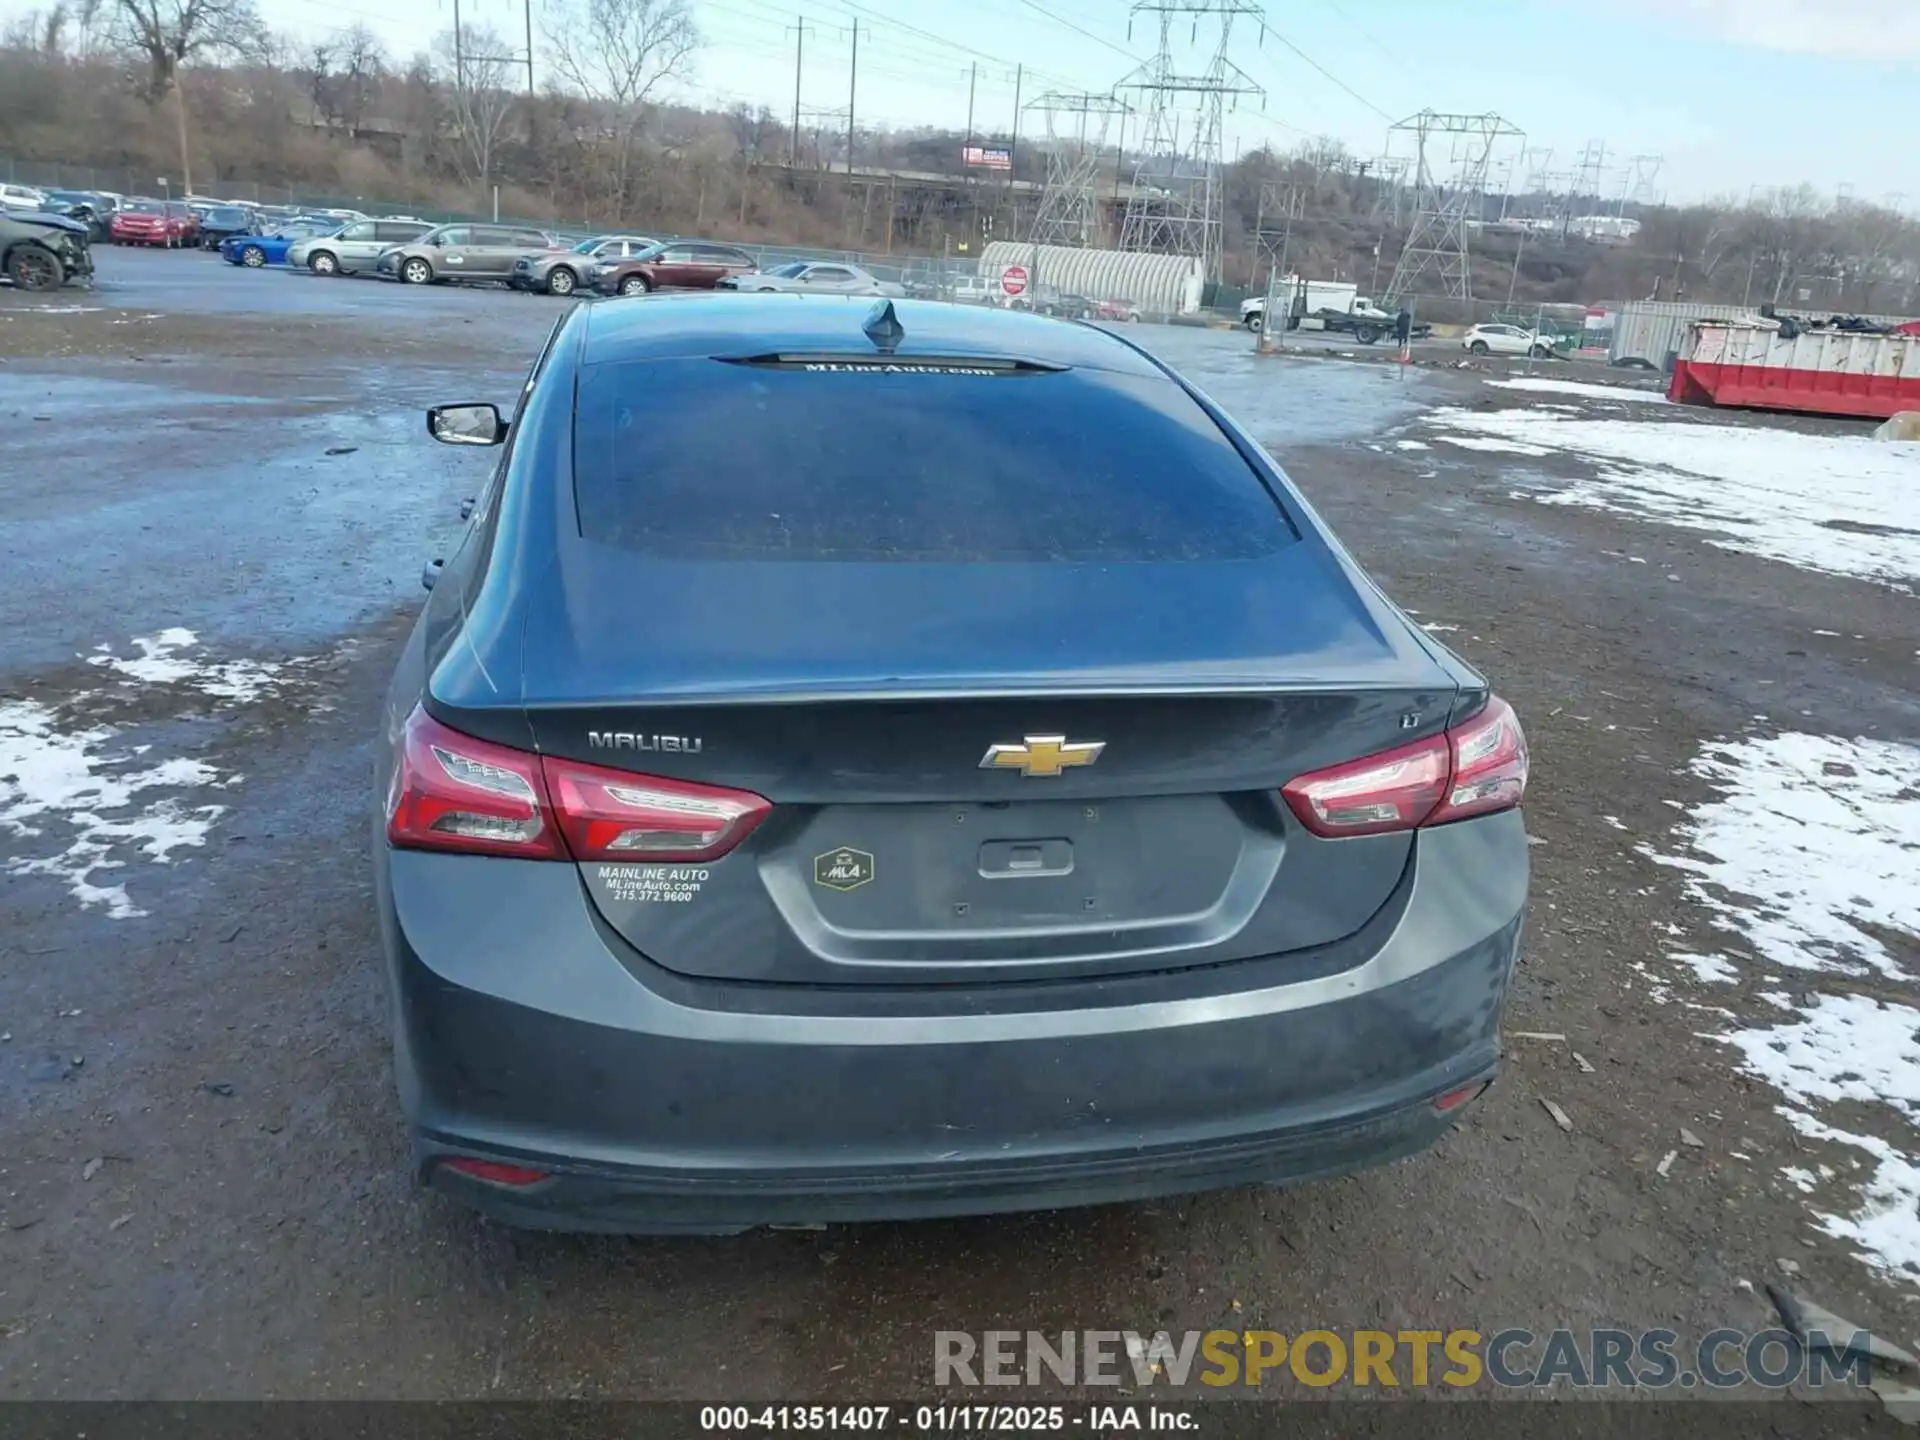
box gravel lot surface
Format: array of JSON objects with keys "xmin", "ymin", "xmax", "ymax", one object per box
[{"xmin": 2, "ymin": 250, "xmax": 1916, "ymax": 1422}]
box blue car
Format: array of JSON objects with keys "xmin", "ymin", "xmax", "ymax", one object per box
[{"xmin": 220, "ymin": 221, "xmax": 338, "ymax": 268}]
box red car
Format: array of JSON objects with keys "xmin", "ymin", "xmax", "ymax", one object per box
[
  {"xmin": 109, "ymin": 201, "xmax": 199, "ymax": 248},
  {"xmin": 589, "ymin": 239, "xmax": 757, "ymax": 296}
]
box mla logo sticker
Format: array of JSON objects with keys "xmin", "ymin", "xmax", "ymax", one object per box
[{"xmin": 814, "ymin": 846, "xmax": 875, "ymax": 892}]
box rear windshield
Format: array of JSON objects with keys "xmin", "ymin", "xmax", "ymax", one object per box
[{"xmin": 572, "ymin": 359, "xmax": 1293, "ymax": 562}]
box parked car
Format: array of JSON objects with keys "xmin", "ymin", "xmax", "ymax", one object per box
[
  {"xmin": 1095, "ymin": 299, "xmax": 1142, "ymax": 323},
  {"xmin": 108, "ymin": 200, "xmax": 198, "ymax": 247},
  {"xmin": 288, "ymin": 218, "xmax": 433, "ymax": 276},
  {"xmin": 718, "ymin": 260, "xmax": 902, "ymax": 297},
  {"xmin": 195, "ymin": 204, "xmax": 258, "ymax": 250},
  {"xmin": 1037, "ymin": 291, "xmax": 1098, "ymax": 320},
  {"xmin": 376, "ymin": 223, "xmax": 565, "ymax": 285},
  {"xmin": 382, "ymin": 294, "xmax": 1530, "ymax": 1233},
  {"xmin": 39, "ymin": 188, "xmax": 107, "ymax": 218},
  {"xmin": 1, "ymin": 208, "xmax": 94, "ymax": 290},
  {"xmin": 1462, "ymin": 323, "xmax": 1554, "ymax": 359},
  {"xmin": 38, "ymin": 189, "xmax": 115, "ymax": 240},
  {"xmin": 512, "ymin": 234, "xmax": 657, "ymax": 296},
  {"xmin": 220, "ymin": 219, "xmax": 339, "ymax": 268},
  {"xmin": 589, "ymin": 239, "xmax": 757, "ymax": 296},
  {"xmin": 949, "ymin": 275, "xmax": 996, "ymax": 304},
  {"xmin": 0, "ymin": 181, "xmax": 48, "ymax": 212}
]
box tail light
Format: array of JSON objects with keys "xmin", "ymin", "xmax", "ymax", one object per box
[
  {"xmin": 386, "ymin": 706, "xmax": 769, "ymax": 863},
  {"xmin": 1281, "ymin": 696, "xmax": 1528, "ymax": 838},
  {"xmin": 543, "ymin": 757, "xmax": 770, "ymax": 863},
  {"xmin": 386, "ymin": 707, "xmax": 564, "ymax": 858}
]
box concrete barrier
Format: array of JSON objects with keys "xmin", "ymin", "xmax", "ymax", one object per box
[{"xmin": 1873, "ymin": 411, "xmax": 1920, "ymax": 442}]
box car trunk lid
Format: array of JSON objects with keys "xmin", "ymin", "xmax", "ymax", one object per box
[{"xmin": 451, "ymin": 547, "xmax": 1456, "ymax": 987}]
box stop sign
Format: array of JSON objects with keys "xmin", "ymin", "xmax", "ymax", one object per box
[{"xmin": 1000, "ymin": 263, "xmax": 1029, "ymax": 297}]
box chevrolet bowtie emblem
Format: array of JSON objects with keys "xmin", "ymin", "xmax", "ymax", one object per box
[{"xmin": 979, "ymin": 735, "xmax": 1106, "ymax": 778}]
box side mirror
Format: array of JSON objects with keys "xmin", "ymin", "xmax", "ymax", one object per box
[
  {"xmin": 421, "ymin": 558, "xmax": 444, "ymax": 591},
  {"xmin": 427, "ymin": 403, "xmax": 505, "ymax": 446}
]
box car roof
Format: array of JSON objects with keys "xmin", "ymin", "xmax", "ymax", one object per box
[{"xmin": 580, "ymin": 292, "xmax": 1166, "ymax": 377}]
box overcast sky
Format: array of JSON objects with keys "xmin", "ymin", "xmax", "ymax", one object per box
[{"xmin": 16, "ymin": 0, "xmax": 1920, "ymax": 203}]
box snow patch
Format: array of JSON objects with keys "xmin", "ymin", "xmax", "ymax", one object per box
[
  {"xmin": 1431, "ymin": 433, "xmax": 1556, "ymax": 457},
  {"xmin": 89, "ymin": 628, "xmax": 291, "ymax": 704},
  {"xmin": 1394, "ymin": 439, "xmax": 1430, "ymax": 451},
  {"xmin": 3, "ymin": 629, "xmax": 332, "ymax": 919},
  {"xmin": 1722, "ymin": 994, "xmax": 1920, "ymax": 1119},
  {"xmin": 0, "ymin": 700, "xmax": 225, "ymax": 920},
  {"xmin": 1672, "ymin": 951, "xmax": 1740, "ymax": 985},
  {"xmin": 1657, "ymin": 729, "xmax": 1920, "ymax": 1283},
  {"xmin": 1781, "ymin": 1110, "xmax": 1920, "ymax": 1281},
  {"xmin": 1422, "ymin": 407, "xmax": 1920, "ymax": 588},
  {"xmin": 1486, "ymin": 377, "xmax": 1669, "ymax": 404},
  {"xmin": 1643, "ymin": 732, "xmax": 1920, "ymax": 977}
]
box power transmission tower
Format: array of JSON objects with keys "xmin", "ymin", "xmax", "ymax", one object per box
[
  {"xmin": 1616, "ymin": 153, "xmax": 1661, "ymax": 215},
  {"xmin": 1366, "ymin": 154, "xmax": 1410, "ymax": 226},
  {"xmin": 1253, "ymin": 179, "xmax": 1304, "ymax": 284},
  {"xmin": 1115, "ymin": 0, "xmax": 1264, "ymax": 283},
  {"xmin": 1025, "ymin": 91, "xmax": 1131, "ymax": 248},
  {"xmin": 1572, "ymin": 138, "xmax": 1608, "ymax": 212},
  {"xmin": 1382, "ymin": 110, "xmax": 1523, "ymax": 303},
  {"xmin": 1521, "ymin": 147, "xmax": 1554, "ymax": 221}
]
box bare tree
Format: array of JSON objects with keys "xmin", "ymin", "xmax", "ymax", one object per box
[
  {"xmin": 309, "ymin": 22, "xmax": 385, "ymax": 131},
  {"xmin": 542, "ymin": 0, "xmax": 697, "ymax": 214},
  {"xmin": 111, "ymin": 0, "xmax": 262, "ymax": 194},
  {"xmin": 432, "ymin": 26, "xmax": 516, "ymax": 190}
]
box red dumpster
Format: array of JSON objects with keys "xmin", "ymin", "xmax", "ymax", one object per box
[{"xmin": 1670, "ymin": 322, "xmax": 1920, "ymax": 420}]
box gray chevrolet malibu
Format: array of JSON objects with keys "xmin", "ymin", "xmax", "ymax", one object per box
[{"xmin": 377, "ymin": 292, "xmax": 1530, "ymax": 1234}]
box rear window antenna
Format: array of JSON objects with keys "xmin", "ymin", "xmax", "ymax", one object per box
[{"xmin": 863, "ymin": 299, "xmax": 905, "ymax": 354}]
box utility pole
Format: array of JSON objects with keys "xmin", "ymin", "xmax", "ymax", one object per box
[
  {"xmin": 1009, "ymin": 64, "xmax": 1022, "ymax": 171},
  {"xmin": 846, "ymin": 19, "xmax": 857, "ymax": 175},
  {"xmin": 787, "ymin": 16, "xmax": 809, "ymax": 168},
  {"xmin": 453, "ymin": 0, "xmax": 465, "ymax": 92},
  {"xmin": 964, "ymin": 61, "xmax": 977, "ymax": 143},
  {"xmin": 523, "ymin": 0, "xmax": 534, "ymax": 95}
]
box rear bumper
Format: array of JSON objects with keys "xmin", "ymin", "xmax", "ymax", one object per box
[{"xmin": 379, "ymin": 811, "xmax": 1527, "ymax": 1234}]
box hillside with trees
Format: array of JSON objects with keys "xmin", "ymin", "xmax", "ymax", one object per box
[{"xmin": 2, "ymin": 0, "xmax": 1917, "ymax": 315}]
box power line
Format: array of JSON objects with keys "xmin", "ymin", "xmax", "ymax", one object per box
[
  {"xmin": 1304, "ymin": 0, "xmax": 1405, "ymax": 74},
  {"xmin": 1255, "ymin": 13, "xmax": 1392, "ymax": 121},
  {"xmin": 1011, "ymin": 0, "xmax": 1143, "ymax": 64}
]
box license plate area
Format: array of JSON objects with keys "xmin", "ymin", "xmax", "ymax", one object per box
[{"xmin": 764, "ymin": 796, "xmax": 1276, "ymax": 963}]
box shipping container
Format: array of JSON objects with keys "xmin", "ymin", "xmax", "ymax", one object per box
[
  {"xmin": 976, "ymin": 242, "xmax": 1206, "ymax": 317},
  {"xmin": 1669, "ymin": 322, "xmax": 1920, "ymax": 420},
  {"xmin": 1607, "ymin": 300, "xmax": 1766, "ymax": 369}
]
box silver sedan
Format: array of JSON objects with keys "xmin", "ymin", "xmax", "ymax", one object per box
[{"xmin": 719, "ymin": 261, "xmax": 903, "ymax": 297}]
